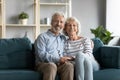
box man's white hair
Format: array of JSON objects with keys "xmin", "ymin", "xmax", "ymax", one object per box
[{"xmin": 51, "ymin": 12, "xmax": 65, "ymax": 24}]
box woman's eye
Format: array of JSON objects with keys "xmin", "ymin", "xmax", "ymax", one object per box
[{"xmin": 73, "ymin": 24, "xmax": 77, "ymax": 27}]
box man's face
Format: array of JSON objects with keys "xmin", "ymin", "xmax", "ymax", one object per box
[{"xmin": 51, "ymin": 15, "xmax": 65, "ymax": 34}]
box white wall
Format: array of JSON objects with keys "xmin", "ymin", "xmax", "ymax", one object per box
[
  {"xmin": 6, "ymin": 0, "xmax": 35, "ymax": 42},
  {"xmin": 72, "ymin": 0, "xmax": 106, "ymax": 38},
  {"xmin": 5, "ymin": 0, "xmax": 106, "ymax": 42}
]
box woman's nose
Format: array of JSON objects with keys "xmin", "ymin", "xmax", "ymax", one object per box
[{"xmin": 70, "ymin": 25, "xmax": 74, "ymax": 29}]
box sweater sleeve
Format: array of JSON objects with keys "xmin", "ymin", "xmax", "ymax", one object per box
[{"xmin": 83, "ymin": 38, "xmax": 93, "ymax": 55}]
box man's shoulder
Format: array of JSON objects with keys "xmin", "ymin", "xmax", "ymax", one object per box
[{"xmin": 38, "ymin": 32, "xmax": 49, "ymax": 38}]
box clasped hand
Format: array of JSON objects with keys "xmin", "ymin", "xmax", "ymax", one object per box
[{"xmin": 59, "ymin": 56, "xmax": 75, "ymax": 64}]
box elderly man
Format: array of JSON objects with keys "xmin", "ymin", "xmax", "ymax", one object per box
[{"xmin": 34, "ymin": 12, "xmax": 74, "ymax": 80}]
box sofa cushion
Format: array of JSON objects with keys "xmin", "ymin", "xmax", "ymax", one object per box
[
  {"xmin": 0, "ymin": 70, "xmax": 40, "ymax": 80},
  {"xmin": 0, "ymin": 38, "xmax": 35, "ymax": 69},
  {"xmin": 92, "ymin": 38, "xmax": 104, "ymax": 53},
  {"xmin": 108, "ymin": 36, "xmax": 120, "ymax": 46},
  {"xmin": 91, "ymin": 38, "xmax": 104, "ymax": 62},
  {"xmin": 93, "ymin": 69, "xmax": 120, "ymax": 80}
]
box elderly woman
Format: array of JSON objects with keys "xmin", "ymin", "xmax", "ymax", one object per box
[{"xmin": 63, "ymin": 17, "xmax": 99, "ymax": 80}]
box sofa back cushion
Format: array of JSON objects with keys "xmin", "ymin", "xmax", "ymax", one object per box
[
  {"xmin": 92, "ymin": 38, "xmax": 104, "ymax": 62},
  {"xmin": 0, "ymin": 38, "xmax": 35, "ymax": 69}
]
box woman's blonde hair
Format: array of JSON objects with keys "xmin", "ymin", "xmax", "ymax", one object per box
[{"xmin": 63, "ymin": 17, "xmax": 81, "ymax": 36}]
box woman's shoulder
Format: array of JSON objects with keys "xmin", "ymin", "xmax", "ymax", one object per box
[
  {"xmin": 79, "ymin": 37, "xmax": 91, "ymax": 43},
  {"xmin": 79, "ymin": 36, "xmax": 90, "ymax": 40}
]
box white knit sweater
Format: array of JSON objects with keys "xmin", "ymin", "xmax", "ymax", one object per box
[{"xmin": 64, "ymin": 37, "xmax": 95, "ymax": 59}]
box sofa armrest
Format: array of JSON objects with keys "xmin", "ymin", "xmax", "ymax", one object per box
[{"xmin": 100, "ymin": 45, "xmax": 120, "ymax": 69}]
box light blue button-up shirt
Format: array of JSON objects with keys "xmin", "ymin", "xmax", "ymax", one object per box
[{"xmin": 34, "ymin": 30, "xmax": 66, "ymax": 63}]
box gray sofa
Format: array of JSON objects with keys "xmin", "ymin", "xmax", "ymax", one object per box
[{"xmin": 0, "ymin": 37, "xmax": 120, "ymax": 80}]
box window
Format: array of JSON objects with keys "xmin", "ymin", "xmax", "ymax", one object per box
[{"xmin": 106, "ymin": 0, "xmax": 120, "ymax": 36}]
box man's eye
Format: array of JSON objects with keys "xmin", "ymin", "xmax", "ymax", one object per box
[{"xmin": 54, "ymin": 21, "xmax": 57, "ymax": 23}]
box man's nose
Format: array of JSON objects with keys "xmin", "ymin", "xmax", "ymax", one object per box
[
  {"xmin": 58, "ymin": 22, "xmax": 60, "ymax": 25},
  {"xmin": 57, "ymin": 22, "xmax": 61, "ymax": 25}
]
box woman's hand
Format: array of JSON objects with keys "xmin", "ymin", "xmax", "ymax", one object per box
[{"xmin": 70, "ymin": 56, "xmax": 75, "ymax": 61}]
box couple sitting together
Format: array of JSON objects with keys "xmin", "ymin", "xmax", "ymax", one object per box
[{"xmin": 34, "ymin": 12, "xmax": 99, "ymax": 80}]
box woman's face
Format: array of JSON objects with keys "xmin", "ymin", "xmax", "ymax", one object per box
[{"xmin": 65, "ymin": 20, "xmax": 78, "ymax": 37}]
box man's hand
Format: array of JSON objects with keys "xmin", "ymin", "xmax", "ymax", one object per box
[{"xmin": 59, "ymin": 57, "xmax": 72, "ymax": 64}]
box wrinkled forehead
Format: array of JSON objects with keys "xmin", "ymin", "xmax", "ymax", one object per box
[{"xmin": 66, "ymin": 20, "xmax": 78, "ymax": 26}]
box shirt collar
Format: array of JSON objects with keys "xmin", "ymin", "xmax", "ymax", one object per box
[{"xmin": 47, "ymin": 29, "xmax": 62, "ymax": 37}]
